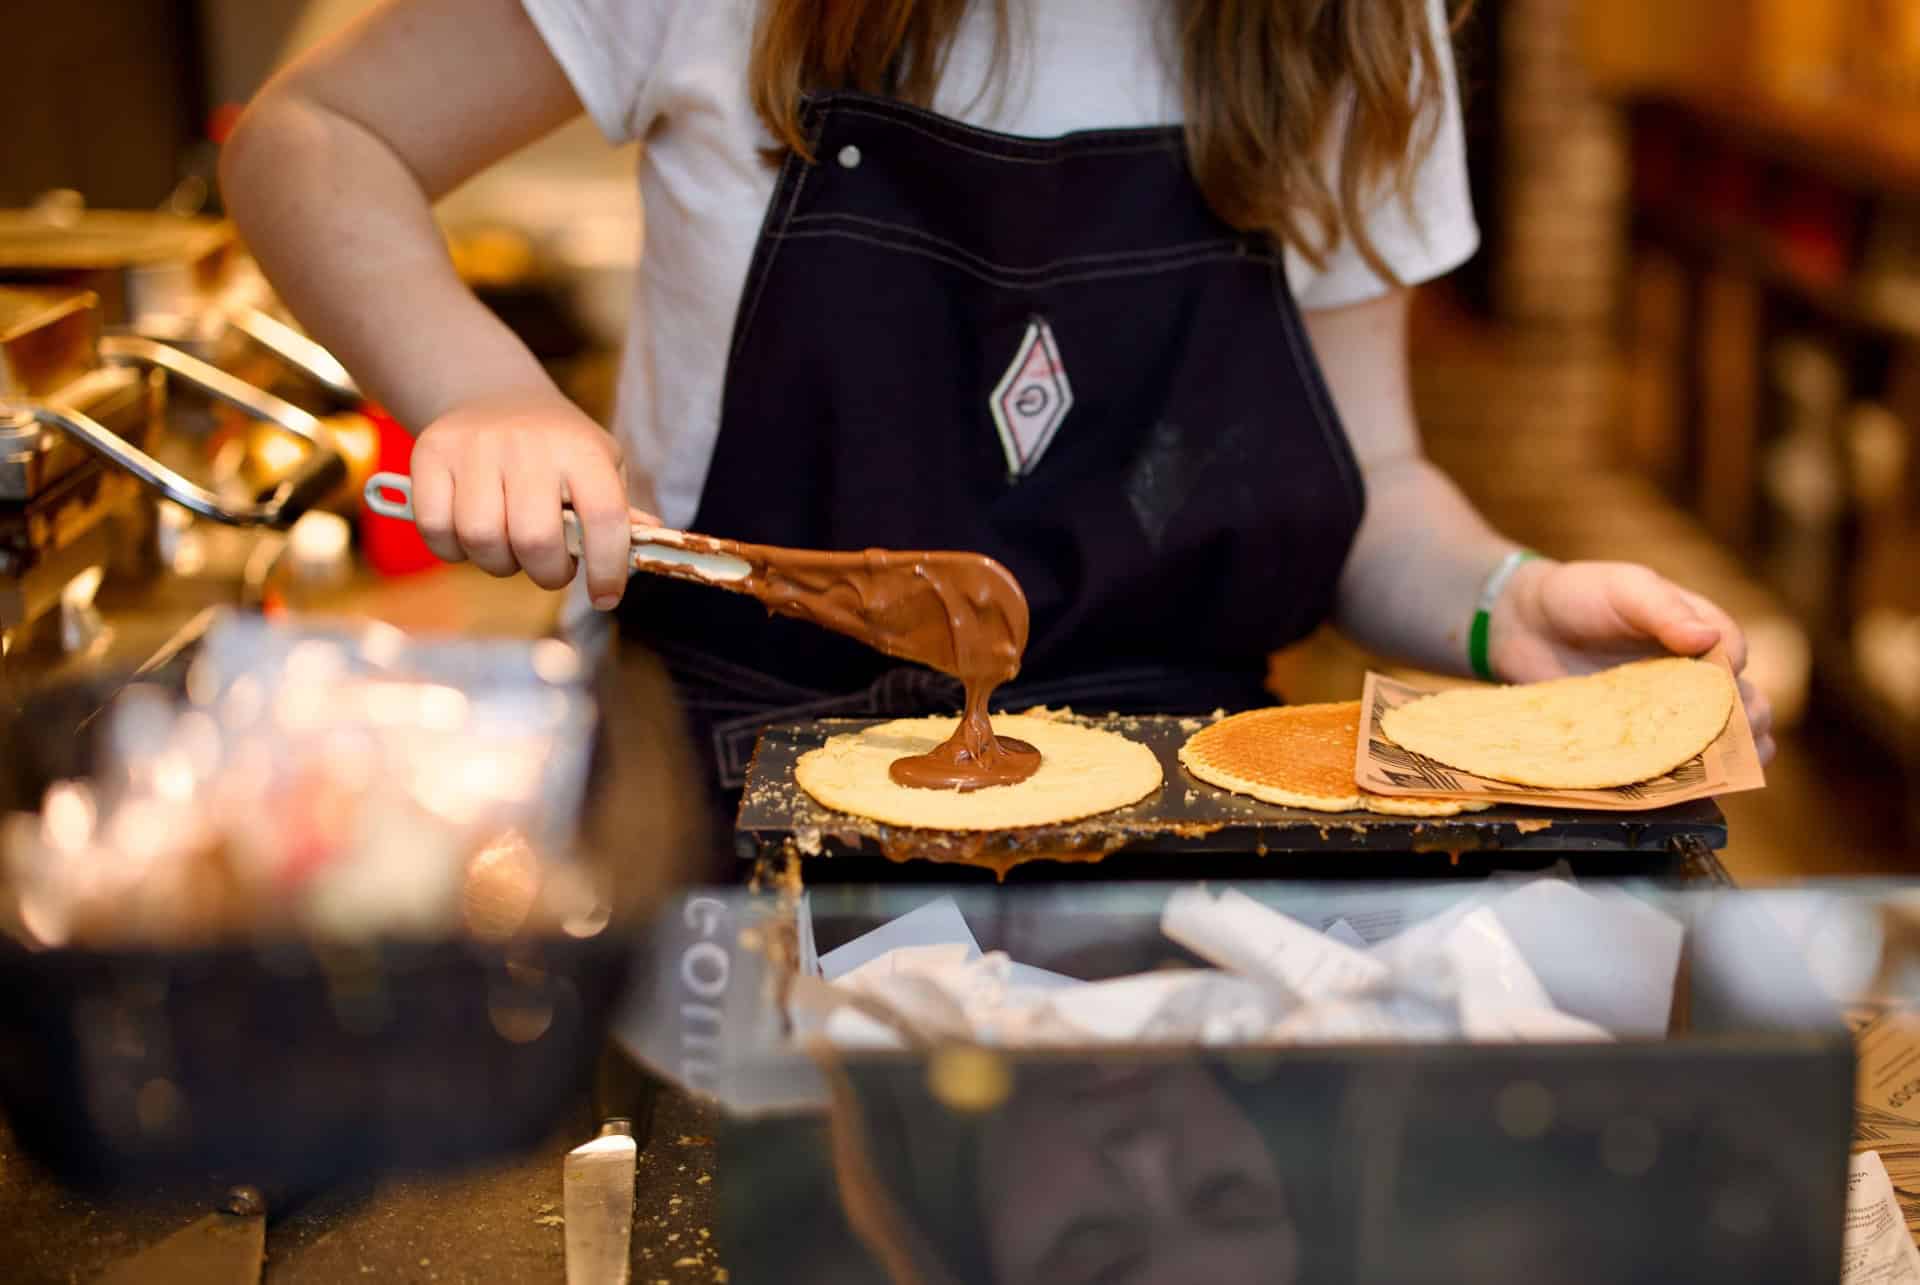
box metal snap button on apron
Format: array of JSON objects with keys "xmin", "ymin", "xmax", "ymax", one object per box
[{"xmin": 837, "ymin": 145, "xmax": 862, "ymax": 170}]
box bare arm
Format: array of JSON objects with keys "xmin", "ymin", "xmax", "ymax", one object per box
[
  {"xmin": 1308, "ymin": 290, "xmax": 1775, "ymax": 756},
  {"xmin": 1311, "ymin": 290, "xmax": 1508, "ymax": 672},
  {"xmin": 222, "ymin": 0, "xmax": 574, "ymax": 426},
  {"xmin": 221, "ymin": 0, "xmax": 637, "ymax": 604}
]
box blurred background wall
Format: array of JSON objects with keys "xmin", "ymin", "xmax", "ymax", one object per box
[{"xmin": 2, "ymin": 2, "xmax": 206, "ymax": 209}]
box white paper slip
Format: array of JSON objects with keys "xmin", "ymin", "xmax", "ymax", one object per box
[
  {"xmin": 1447, "ymin": 907, "xmax": 1555, "ymax": 1011},
  {"xmin": 1045, "ymin": 970, "xmax": 1283, "ymax": 1044},
  {"xmin": 1845, "ymin": 1151, "xmax": 1920, "ymax": 1284},
  {"xmin": 1324, "ymin": 919, "xmax": 1368, "ymax": 950},
  {"xmin": 1270, "ymin": 995, "xmax": 1458, "ymax": 1045},
  {"xmin": 1761, "ymin": 891, "xmax": 1885, "ymax": 1005},
  {"xmin": 1463, "ymin": 1005, "xmax": 1612, "ymax": 1044},
  {"xmin": 823, "ymin": 1007, "xmax": 908, "ymax": 1049},
  {"xmin": 1491, "ymin": 880, "xmax": 1684, "ymax": 1037},
  {"xmin": 1324, "ymin": 907, "xmax": 1408, "ymax": 945},
  {"xmin": 1370, "ymin": 894, "xmax": 1488, "ymax": 976},
  {"xmin": 1163, "ymin": 888, "xmax": 1388, "ymax": 1001},
  {"xmin": 1044, "ymin": 971, "xmax": 1207, "ymax": 1043},
  {"xmin": 850, "ymin": 973, "xmax": 975, "ymax": 1043},
  {"xmin": 836, "ymin": 942, "xmax": 974, "ymax": 992},
  {"xmin": 1005, "ymin": 961, "xmax": 1082, "ymax": 991},
  {"xmin": 818, "ymin": 896, "xmax": 981, "ymax": 980}
]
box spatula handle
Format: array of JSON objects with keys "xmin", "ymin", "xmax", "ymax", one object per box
[
  {"xmin": 365, "ymin": 471, "xmax": 752, "ymax": 584},
  {"xmin": 365, "ymin": 470, "xmax": 589, "ymax": 561}
]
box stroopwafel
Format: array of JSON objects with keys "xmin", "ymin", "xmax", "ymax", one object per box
[
  {"xmin": 1178, "ymin": 702, "xmax": 1487, "ymax": 817},
  {"xmin": 795, "ymin": 713, "xmax": 1162, "ymax": 830}
]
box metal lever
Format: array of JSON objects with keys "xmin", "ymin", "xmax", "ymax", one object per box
[
  {"xmin": 1, "ymin": 337, "xmax": 349, "ymax": 530},
  {"xmin": 100, "ymin": 335, "xmax": 332, "ymax": 447},
  {"xmin": 225, "ymin": 308, "xmax": 361, "ymax": 404}
]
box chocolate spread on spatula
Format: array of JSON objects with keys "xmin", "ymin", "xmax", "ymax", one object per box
[{"xmin": 638, "ymin": 536, "xmax": 1041, "ymax": 790}]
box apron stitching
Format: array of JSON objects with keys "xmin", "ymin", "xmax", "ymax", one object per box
[
  {"xmin": 831, "ymin": 111, "xmax": 1178, "ymax": 163},
  {"xmin": 727, "ymin": 114, "xmax": 828, "ymax": 371},
  {"xmin": 774, "ymin": 230, "xmax": 1245, "ymax": 289},
  {"xmin": 825, "ymin": 94, "xmax": 1182, "ymax": 153},
  {"xmin": 787, "ymin": 212, "xmax": 1245, "ymax": 275}
]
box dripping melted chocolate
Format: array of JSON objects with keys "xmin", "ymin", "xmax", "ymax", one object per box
[{"xmin": 638, "ymin": 535, "xmax": 1040, "ymax": 790}]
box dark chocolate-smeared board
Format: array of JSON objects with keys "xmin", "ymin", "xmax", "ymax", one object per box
[{"xmin": 735, "ymin": 715, "xmax": 1729, "ymax": 881}]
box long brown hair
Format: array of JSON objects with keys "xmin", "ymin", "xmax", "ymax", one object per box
[{"xmin": 751, "ymin": 0, "xmax": 1472, "ymax": 284}]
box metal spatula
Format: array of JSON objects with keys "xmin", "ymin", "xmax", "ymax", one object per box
[{"xmin": 362, "ymin": 471, "xmax": 1031, "ymax": 682}]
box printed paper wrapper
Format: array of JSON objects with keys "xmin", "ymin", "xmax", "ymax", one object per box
[{"xmin": 1354, "ymin": 647, "xmax": 1765, "ymax": 812}]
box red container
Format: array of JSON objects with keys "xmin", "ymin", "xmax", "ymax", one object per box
[{"xmin": 357, "ymin": 404, "xmax": 440, "ymax": 577}]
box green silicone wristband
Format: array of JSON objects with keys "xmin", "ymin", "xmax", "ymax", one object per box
[
  {"xmin": 1470, "ymin": 550, "xmax": 1537, "ymax": 682},
  {"xmin": 1468, "ymin": 611, "xmax": 1496, "ymax": 683}
]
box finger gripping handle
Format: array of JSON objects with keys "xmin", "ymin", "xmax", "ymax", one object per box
[
  {"xmin": 364, "ymin": 470, "xmax": 585, "ymax": 558},
  {"xmin": 364, "ymin": 471, "xmax": 415, "ymax": 521}
]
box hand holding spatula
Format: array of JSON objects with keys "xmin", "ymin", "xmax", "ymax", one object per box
[{"xmin": 363, "ymin": 471, "xmax": 1029, "ymax": 685}]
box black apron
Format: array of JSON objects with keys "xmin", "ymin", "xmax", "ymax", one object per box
[{"xmin": 626, "ymin": 92, "xmax": 1366, "ymax": 802}]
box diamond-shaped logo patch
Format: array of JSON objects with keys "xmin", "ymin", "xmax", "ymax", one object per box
[{"xmin": 990, "ymin": 318, "xmax": 1073, "ymax": 478}]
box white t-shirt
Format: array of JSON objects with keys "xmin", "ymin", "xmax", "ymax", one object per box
[{"xmin": 521, "ymin": 0, "xmax": 1479, "ymax": 528}]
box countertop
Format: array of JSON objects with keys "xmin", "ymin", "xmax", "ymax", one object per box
[{"xmin": 0, "ymin": 1088, "xmax": 725, "ymax": 1284}]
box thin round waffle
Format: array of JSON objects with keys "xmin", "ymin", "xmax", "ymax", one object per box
[
  {"xmin": 1379, "ymin": 657, "xmax": 1734, "ymax": 789},
  {"xmin": 795, "ymin": 713, "xmax": 1162, "ymax": 831},
  {"xmin": 1177, "ymin": 702, "xmax": 1488, "ymax": 817}
]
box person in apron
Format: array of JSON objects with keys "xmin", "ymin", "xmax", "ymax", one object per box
[{"xmin": 221, "ymin": 0, "xmax": 1776, "ymax": 824}]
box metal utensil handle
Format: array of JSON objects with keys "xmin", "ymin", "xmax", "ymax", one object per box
[
  {"xmin": 365, "ymin": 471, "xmax": 585, "ymax": 556},
  {"xmin": 21, "ymin": 401, "xmax": 342, "ymax": 530},
  {"xmin": 366, "ymin": 472, "xmax": 753, "ymax": 583},
  {"xmin": 100, "ymin": 334, "xmax": 331, "ymax": 446},
  {"xmin": 105, "ymin": 333, "xmax": 347, "ymax": 528},
  {"xmin": 10, "ymin": 336, "xmax": 348, "ymax": 529},
  {"xmin": 363, "ymin": 471, "xmax": 416, "ymax": 520},
  {"xmin": 227, "ymin": 307, "xmax": 361, "ymax": 404},
  {"xmin": 17, "ymin": 400, "xmax": 229, "ymax": 523}
]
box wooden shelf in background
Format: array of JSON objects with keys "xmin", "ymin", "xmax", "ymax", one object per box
[
  {"xmin": 1814, "ymin": 626, "xmax": 1916, "ymax": 754},
  {"xmin": 1635, "ymin": 211, "xmax": 1920, "ymax": 348},
  {"xmin": 1638, "ymin": 89, "xmax": 1920, "ymax": 198}
]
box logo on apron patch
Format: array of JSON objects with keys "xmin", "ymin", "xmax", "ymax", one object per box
[{"xmin": 990, "ymin": 318, "xmax": 1073, "ymax": 477}]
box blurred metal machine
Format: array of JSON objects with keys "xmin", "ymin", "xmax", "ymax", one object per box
[
  {"xmin": 0, "ymin": 282, "xmax": 346, "ymax": 682},
  {"xmin": 0, "ymin": 206, "xmax": 364, "ymax": 695},
  {"xmin": 0, "ymin": 206, "xmax": 356, "ymax": 407},
  {"xmin": 0, "ymin": 288, "xmax": 156, "ymax": 647},
  {"xmin": 0, "ymin": 206, "xmax": 379, "ymax": 522}
]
